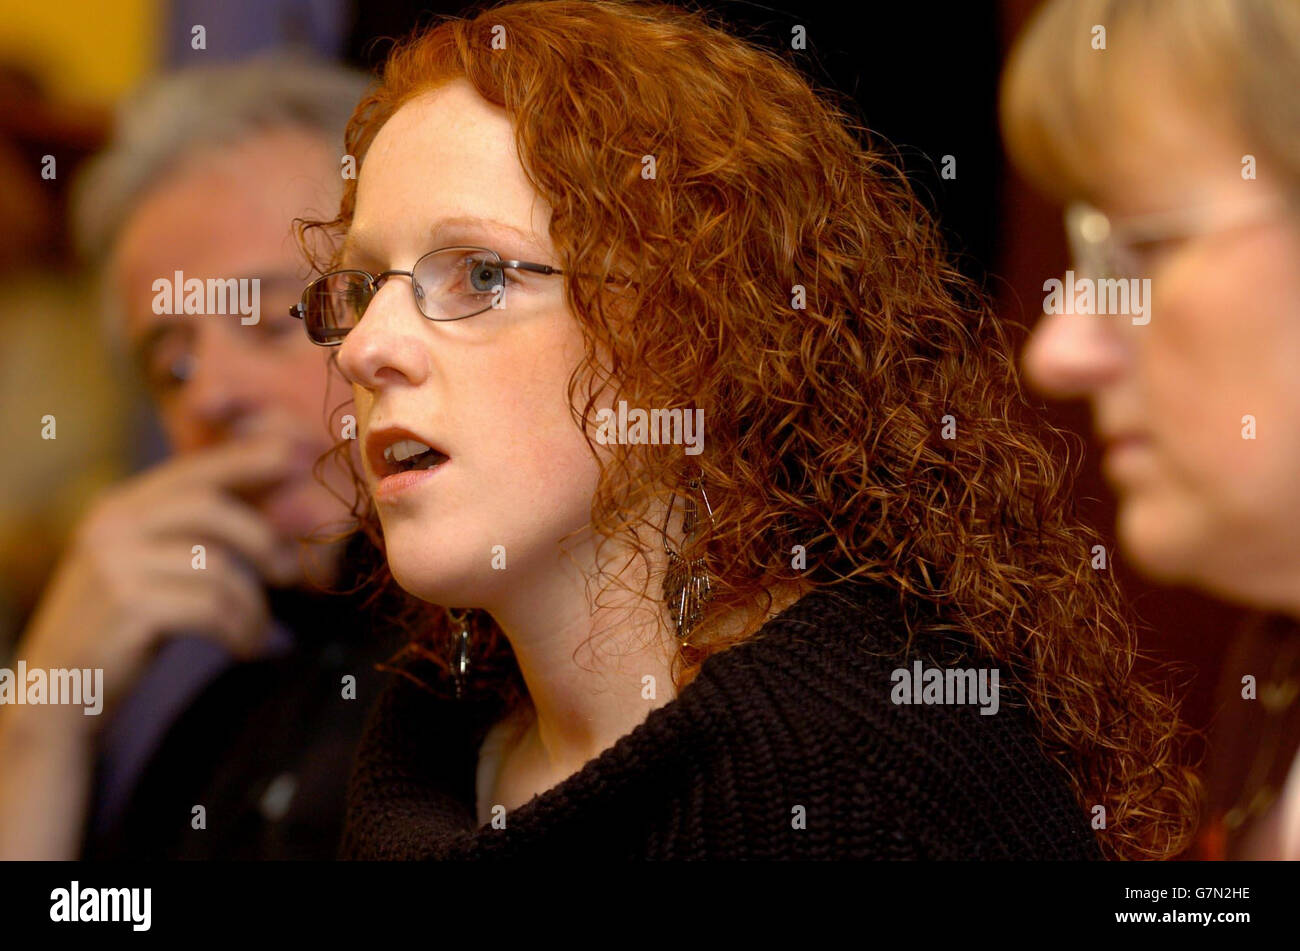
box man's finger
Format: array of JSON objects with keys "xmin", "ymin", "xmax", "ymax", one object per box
[
  {"xmin": 131, "ymin": 434, "xmax": 306, "ymax": 498},
  {"xmin": 135, "ymin": 493, "xmax": 301, "ymax": 584}
]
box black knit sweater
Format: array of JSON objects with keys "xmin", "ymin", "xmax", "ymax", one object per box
[{"xmin": 341, "ymin": 581, "xmax": 1103, "ymax": 859}]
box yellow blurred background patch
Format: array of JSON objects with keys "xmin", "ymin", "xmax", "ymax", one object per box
[{"xmin": 0, "ymin": 0, "xmax": 158, "ymax": 104}]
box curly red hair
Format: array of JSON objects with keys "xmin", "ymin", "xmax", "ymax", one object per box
[{"xmin": 301, "ymin": 0, "xmax": 1201, "ymax": 860}]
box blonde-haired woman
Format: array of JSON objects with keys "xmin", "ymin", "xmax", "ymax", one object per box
[{"xmin": 1003, "ymin": 0, "xmax": 1300, "ymax": 858}]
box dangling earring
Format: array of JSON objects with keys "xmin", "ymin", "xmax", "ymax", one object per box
[
  {"xmin": 447, "ymin": 609, "xmax": 472, "ymax": 700},
  {"xmin": 662, "ymin": 474, "xmax": 715, "ymax": 641}
]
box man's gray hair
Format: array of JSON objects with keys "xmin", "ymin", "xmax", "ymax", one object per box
[{"xmin": 72, "ymin": 55, "xmax": 370, "ymax": 266}]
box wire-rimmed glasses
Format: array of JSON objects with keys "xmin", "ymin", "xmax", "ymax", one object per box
[
  {"xmin": 1064, "ymin": 194, "xmax": 1291, "ymax": 279},
  {"xmin": 289, "ymin": 245, "xmax": 564, "ymax": 346}
]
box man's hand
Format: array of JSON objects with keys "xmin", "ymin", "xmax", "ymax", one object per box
[
  {"xmin": 0, "ymin": 434, "xmax": 308, "ymax": 859},
  {"xmin": 14, "ymin": 433, "xmax": 305, "ymax": 734}
]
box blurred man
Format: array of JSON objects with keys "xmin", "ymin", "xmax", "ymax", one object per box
[{"xmin": 0, "ymin": 58, "xmax": 393, "ymax": 859}]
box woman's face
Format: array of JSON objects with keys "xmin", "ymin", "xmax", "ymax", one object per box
[
  {"xmin": 1021, "ymin": 94, "xmax": 1300, "ymax": 608},
  {"xmin": 337, "ymin": 80, "xmax": 601, "ymax": 608}
]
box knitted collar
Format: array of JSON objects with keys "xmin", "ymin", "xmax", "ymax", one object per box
[{"xmin": 346, "ymin": 580, "xmax": 893, "ymax": 858}]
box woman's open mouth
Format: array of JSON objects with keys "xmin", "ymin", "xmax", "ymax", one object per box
[
  {"xmin": 383, "ymin": 438, "xmax": 449, "ymax": 473},
  {"xmin": 368, "ymin": 431, "xmax": 452, "ymax": 502}
]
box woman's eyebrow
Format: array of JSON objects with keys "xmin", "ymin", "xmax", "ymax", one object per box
[
  {"xmin": 428, "ymin": 216, "xmax": 543, "ymax": 250},
  {"xmin": 339, "ymin": 217, "xmax": 543, "ymax": 265}
]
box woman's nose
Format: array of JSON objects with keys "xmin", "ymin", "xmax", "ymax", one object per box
[
  {"xmin": 335, "ymin": 277, "xmax": 427, "ymax": 390},
  {"xmin": 1022, "ymin": 310, "xmax": 1128, "ymax": 400}
]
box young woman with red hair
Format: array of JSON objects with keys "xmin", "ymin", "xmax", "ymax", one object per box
[{"xmin": 296, "ymin": 0, "xmax": 1198, "ymax": 860}]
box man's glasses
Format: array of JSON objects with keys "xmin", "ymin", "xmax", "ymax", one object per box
[{"xmin": 289, "ymin": 245, "xmax": 564, "ymax": 346}]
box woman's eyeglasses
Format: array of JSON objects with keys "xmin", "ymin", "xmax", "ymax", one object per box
[
  {"xmin": 1064, "ymin": 193, "xmax": 1292, "ymax": 279},
  {"xmin": 289, "ymin": 245, "xmax": 564, "ymax": 346}
]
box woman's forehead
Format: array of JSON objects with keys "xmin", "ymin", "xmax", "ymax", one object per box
[
  {"xmin": 373, "ymin": 82, "xmax": 515, "ymax": 164},
  {"xmin": 350, "ymin": 86, "xmax": 549, "ymax": 254},
  {"xmin": 1051, "ymin": 61, "xmax": 1246, "ymax": 213}
]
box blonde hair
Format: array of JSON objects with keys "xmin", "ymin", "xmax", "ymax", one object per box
[{"xmin": 1000, "ymin": 0, "xmax": 1300, "ymax": 201}]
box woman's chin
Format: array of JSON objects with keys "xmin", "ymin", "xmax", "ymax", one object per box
[
  {"xmin": 387, "ymin": 558, "xmax": 494, "ymax": 609},
  {"xmin": 1115, "ymin": 497, "xmax": 1205, "ymax": 585},
  {"xmin": 1115, "ymin": 494, "xmax": 1267, "ymax": 604}
]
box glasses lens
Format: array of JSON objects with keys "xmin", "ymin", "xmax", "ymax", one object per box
[
  {"xmin": 412, "ymin": 248, "xmax": 505, "ymax": 320},
  {"xmin": 1065, "ymin": 204, "xmax": 1108, "ymax": 279},
  {"xmin": 304, "ymin": 271, "xmax": 372, "ymax": 343}
]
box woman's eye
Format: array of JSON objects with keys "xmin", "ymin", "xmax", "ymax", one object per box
[
  {"xmin": 1120, "ymin": 237, "xmax": 1181, "ymax": 272},
  {"xmin": 470, "ymin": 262, "xmax": 506, "ymax": 292},
  {"xmin": 456, "ymin": 257, "xmax": 510, "ymax": 295}
]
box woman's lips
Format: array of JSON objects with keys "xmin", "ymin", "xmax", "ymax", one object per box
[
  {"xmin": 1101, "ymin": 434, "xmax": 1153, "ymax": 482},
  {"xmin": 374, "ymin": 457, "xmax": 450, "ymax": 502}
]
